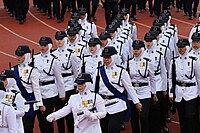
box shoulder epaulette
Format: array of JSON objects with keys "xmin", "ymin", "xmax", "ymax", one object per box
[
  {"xmin": 67, "ymin": 49, "xmax": 74, "ymax": 53},
  {"xmin": 50, "ymin": 48, "xmax": 57, "ymax": 53},
  {"xmin": 189, "ymin": 56, "xmax": 198, "ymax": 61},
  {"xmin": 50, "ymin": 54, "xmax": 58, "ymax": 59},
  {"xmin": 156, "ymin": 50, "xmax": 163, "ymax": 55},
  {"xmin": 116, "ymin": 65, "xmax": 125, "ymax": 69},
  {"xmin": 11, "ymin": 90, "xmax": 20, "ymax": 94},
  {"xmin": 77, "ymin": 43, "xmax": 85, "ymax": 47}
]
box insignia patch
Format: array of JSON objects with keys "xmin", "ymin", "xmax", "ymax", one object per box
[
  {"xmin": 24, "ymin": 69, "xmax": 28, "ymax": 75},
  {"xmin": 82, "ymin": 99, "xmax": 93, "ymax": 107},
  {"xmin": 188, "ymin": 62, "xmax": 190, "ymax": 66},
  {"xmin": 112, "ymin": 72, "xmax": 117, "ymax": 78},
  {"xmin": 140, "ymin": 62, "xmax": 145, "ymax": 68}
]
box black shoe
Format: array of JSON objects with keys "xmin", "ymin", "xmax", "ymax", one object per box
[
  {"xmin": 194, "ymin": 13, "xmax": 197, "ymax": 18},
  {"xmin": 176, "ymin": 8, "xmax": 180, "ymax": 12},
  {"xmin": 92, "ymin": 16, "xmax": 97, "ymax": 21},
  {"xmin": 43, "ymin": 12, "xmax": 47, "ymax": 16},
  {"xmin": 150, "ymin": 13, "xmax": 154, "ymax": 17},
  {"xmin": 9, "ymin": 13, "xmax": 14, "ymax": 17},
  {"xmin": 48, "ymin": 15, "xmax": 52, "ymax": 19},
  {"xmin": 61, "ymin": 17, "xmax": 64, "ymax": 22},
  {"xmin": 165, "ymin": 115, "xmax": 171, "ymax": 123},
  {"xmin": 133, "ymin": 15, "xmax": 138, "ymax": 20},
  {"xmin": 57, "ymin": 19, "xmax": 61, "ymax": 23},
  {"xmin": 120, "ymin": 123, "xmax": 125, "ymax": 131},
  {"xmin": 184, "ymin": 12, "xmax": 188, "ymax": 16},
  {"xmin": 189, "ymin": 16, "xmax": 193, "ymax": 20},
  {"xmin": 19, "ymin": 20, "xmax": 24, "ymax": 24},
  {"xmin": 161, "ymin": 125, "xmax": 169, "ymax": 133}
]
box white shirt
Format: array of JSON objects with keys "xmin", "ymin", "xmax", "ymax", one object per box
[
  {"xmin": 129, "ymin": 52, "xmax": 156, "ymax": 99},
  {"xmin": 34, "ymin": 53, "xmax": 65, "ymax": 99},
  {"xmin": 168, "ymin": 51, "xmax": 200, "ymax": 102},
  {"xmin": 47, "ymin": 90, "xmax": 106, "ymax": 133}
]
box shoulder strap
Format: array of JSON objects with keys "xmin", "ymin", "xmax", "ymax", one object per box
[{"xmin": 100, "ymin": 66, "xmax": 130, "ymax": 121}]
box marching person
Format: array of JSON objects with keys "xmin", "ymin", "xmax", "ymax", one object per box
[
  {"xmin": 101, "ymin": 0, "xmax": 119, "ymax": 25},
  {"xmin": 143, "ymin": 32, "xmax": 168, "ymax": 133},
  {"xmin": 34, "ymin": 37, "xmax": 65, "ymax": 133},
  {"xmin": 79, "ymin": 7, "xmax": 98, "ymax": 40},
  {"xmin": 52, "ymin": 31, "xmax": 81, "ymax": 133},
  {"xmin": 128, "ymin": 40, "xmax": 157, "ymax": 133},
  {"xmin": 0, "ymin": 81, "xmax": 17, "ymax": 133},
  {"xmin": 46, "ymin": 73, "xmax": 106, "ymax": 133},
  {"xmin": 0, "ymin": 70, "xmax": 29, "ymax": 133},
  {"xmin": 83, "ymin": 38, "xmax": 103, "ymax": 80},
  {"xmin": 13, "ymin": 45, "xmax": 45, "ymax": 133},
  {"xmin": 169, "ymin": 38, "xmax": 200, "ymax": 133},
  {"xmin": 95, "ymin": 46, "xmax": 142, "ymax": 133}
]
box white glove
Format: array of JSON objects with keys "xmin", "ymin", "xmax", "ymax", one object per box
[
  {"xmin": 46, "ymin": 114, "xmax": 55, "ymax": 122},
  {"xmin": 83, "ymin": 110, "xmax": 91, "ymax": 117}
]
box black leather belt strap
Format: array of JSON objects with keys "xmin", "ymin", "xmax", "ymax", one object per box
[
  {"xmin": 39, "ymin": 80, "xmax": 55, "ymax": 86},
  {"xmin": 132, "ymin": 82, "xmax": 149, "ymax": 87},
  {"xmin": 155, "ymin": 72, "xmax": 161, "ymax": 76},
  {"xmin": 62, "ymin": 73, "xmax": 72, "ymax": 77},
  {"xmin": 176, "ymin": 81, "xmax": 196, "ymax": 87},
  {"xmin": 100, "ymin": 95, "xmax": 117, "ymax": 99}
]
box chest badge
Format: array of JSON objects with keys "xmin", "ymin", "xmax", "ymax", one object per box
[
  {"xmin": 82, "ymin": 99, "xmax": 93, "ymax": 107},
  {"xmin": 140, "ymin": 62, "xmax": 145, "ymax": 69},
  {"xmin": 24, "ymin": 69, "xmax": 28, "ymax": 76},
  {"xmin": 76, "ymin": 48, "xmax": 80, "ymax": 55},
  {"xmin": 112, "ymin": 72, "xmax": 117, "ymax": 78},
  {"xmin": 188, "ymin": 62, "xmax": 190, "ymax": 66}
]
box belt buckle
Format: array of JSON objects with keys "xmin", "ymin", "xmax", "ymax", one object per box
[
  {"xmin": 39, "ymin": 82, "xmax": 42, "ymax": 86},
  {"xmin": 104, "ymin": 96, "xmax": 109, "ymax": 99},
  {"xmin": 181, "ymin": 83, "xmax": 186, "ymax": 87},
  {"xmin": 134, "ymin": 83, "xmax": 140, "ymax": 87}
]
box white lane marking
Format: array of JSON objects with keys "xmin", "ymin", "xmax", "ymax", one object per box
[
  {"xmin": 0, "ymin": 24, "xmax": 39, "ymax": 45},
  {"xmin": 0, "ymin": 51, "xmax": 16, "ymax": 58},
  {"xmin": 28, "ymin": 11, "xmax": 59, "ymax": 31}
]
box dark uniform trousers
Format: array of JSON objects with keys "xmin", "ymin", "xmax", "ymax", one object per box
[
  {"xmin": 177, "ymin": 98, "xmax": 197, "ymax": 133},
  {"xmin": 103, "ymin": 0, "xmax": 118, "ymax": 25},
  {"xmin": 153, "ymin": 0, "xmax": 162, "ymax": 16},
  {"xmin": 186, "ymin": 0, "xmax": 193, "ymax": 17},
  {"xmin": 130, "ymin": 98, "xmax": 151, "ymax": 133},
  {"xmin": 43, "ymin": 0, "xmax": 52, "ymax": 15},
  {"xmin": 15, "ymin": 0, "xmax": 29, "ymax": 20},
  {"xmin": 100, "ymin": 110, "xmax": 125, "ymax": 133},
  {"xmin": 71, "ymin": 0, "xmax": 77, "ymax": 12},
  {"xmin": 119, "ymin": 0, "xmax": 125, "ymax": 10},
  {"xmin": 176, "ymin": 0, "xmax": 184, "ymax": 10},
  {"xmin": 125, "ymin": 0, "xmax": 137, "ymax": 16},
  {"xmin": 37, "ymin": 96, "xmax": 58, "ymax": 133},
  {"xmin": 139, "ymin": 0, "xmax": 153, "ymax": 14},
  {"xmin": 91, "ymin": 0, "xmax": 99, "ymax": 17},
  {"xmin": 54, "ymin": 0, "xmax": 67, "ymax": 19},
  {"xmin": 22, "ymin": 111, "xmax": 37, "ymax": 133},
  {"xmin": 149, "ymin": 91, "xmax": 166, "ymax": 133},
  {"xmin": 77, "ymin": 0, "xmax": 90, "ymax": 19},
  {"xmin": 56, "ymin": 89, "xmax": 76, "ymax": 133},
  {"xmin": 187, "ymin": 0, "xmax": 199, "ymax": 17}
]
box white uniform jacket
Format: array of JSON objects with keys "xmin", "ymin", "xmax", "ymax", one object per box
[
  {"xmin": 144, "ymin": 42, "xmax": 167, "ymax": 92},
  {"xmin": 95, "ymin": 64, "xmax": 140, "ymax": 114},
  {"xmin": 129, "ymin": 52, "xmax": 156, "ymax": 99},
  {"xmin": 168, "ymin": 52, "xmax": 200, "ymax": 102},
  {"xmin": 47, "ymin": 90, "xmax": 106, "ymax": 133},
  {"xmin": 34, "ymin": 53, "xmax": 65, "ymax": 99},
  {"xmin": 53, "ymin": 44, "xmax": 81, "ymax": 91},
  {"xmin": 12, "ymin": 64, "xmax": 43, "ymax": 109},
  {"xmin": 0, "ymin": 91, "xmax": 17, "ymax": 133}
]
